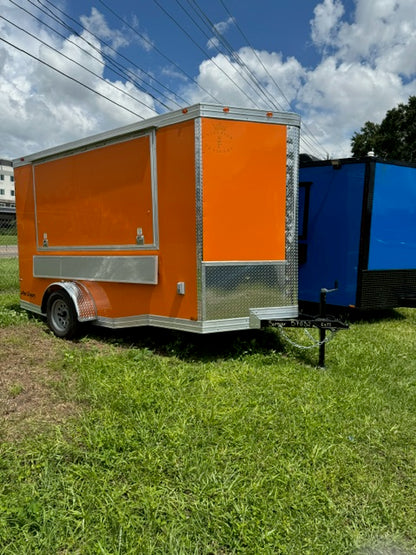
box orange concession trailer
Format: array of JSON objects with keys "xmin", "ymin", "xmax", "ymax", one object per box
[{"xmin": 14, "ymin": 104, "xmax": 301, "ymax": 337}]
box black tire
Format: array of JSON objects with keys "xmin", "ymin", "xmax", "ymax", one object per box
[{"xmin": 46, "ymin": 290, "xmax": 79, "ymax": 339}]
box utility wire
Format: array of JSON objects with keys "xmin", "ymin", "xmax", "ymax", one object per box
[
  {"xmin": 18, "ymin": 0, "xmax": 177, "ymax": 111},
  {"xmin": 183, "ymin": 0, "xmax": 294, "ymax": 114},
  {"xmin": 7, "ymin": 0, "xmax": 327, "ymax": 157},
  {"xmin": 177, "ymin": 0, "xmax": 326, "ymax": 158},
  {"xmin": 191, "ymin": 0, "xmax": 325, "ymax": 157},
  {"xmin": 97, "ymin": 0, "xmax": 324, "ymax": 160},
  {"xmin": 175, "ymin": 0, "xmax": 278, "ymax": 111},
  {"xmin": 152, "ymin": 0, "xmax": 258, "ymax": 108},
  {"xmin": 9, "ymin": 0, "xmax": 151, "ymax": 99},
  {"xmin": 0, "ymin": 36, "xmax": 145, "ymax": 119},
  {"xmin": 0, "ymin": 14, "xmax": 160, "ymax": 115},
  {"xmin": 97, "ymin": 0, "xmax": 222, "ymax": 104},
  {"xmin": 217, "ymin": 0, "xmax": 328, "ymax": 158},
  {"xmin": 36, "ymin": 0, "xmax": 186, "ymax": 109},
  {"xmin": 217, "ymin": 0, "xmax": 293, "ymax": 110}
]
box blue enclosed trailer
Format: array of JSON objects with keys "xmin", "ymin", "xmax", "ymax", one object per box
[{"xmin": 299, "ymin": 157, "xmax": 416, "ymax": 309}]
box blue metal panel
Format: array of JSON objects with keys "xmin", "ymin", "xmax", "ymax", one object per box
[
  {"xmin": 299, "ymin": 163, "xmax": 366, "ymax": 306},
  {"xmin": 368, "ymin": 163, "xmax": 416, "ymax": 270}
]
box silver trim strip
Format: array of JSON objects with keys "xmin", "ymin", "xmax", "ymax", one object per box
[
  {"xmin": 33, "ymin": 255, "xmax": 158, "ymax": 284},
  {"xmin": 199, "ymin": 105, "xmax": 300, "ymax": 126},
  {"xmin": 94, "ymin": 314, "xmax": 252, "ymax": 333},
  {"xmin": 202, "ymin": 260, "xmax": 288, "ymax": 267},
  {"xmin": 150, "ymin": 129, "xmax": 160, "ymax": 250},
  {"xmin": 23, "ymin": 127, "xmax": 156, "ymax": 167},
  {"xmin": 20, "ymin": 299, "xmax": 43, "ymax": 315},
  {"xmin": 285, "ymin": 125, "xmax": 300, "ymax": 305},
  {"xmin": 14, "ymin": 104, "xmax": 300, "ymax": 168},
  {"xmin": 20, "ymin": 300, "xmax": 297, "ymax": 332},
  {"xmin": 36, "ymin": 245, "xmax": 157, "ymax": 252},
  {"xmin": 95, "ymin": 306, "xmax": 297, "ymax": 334}
]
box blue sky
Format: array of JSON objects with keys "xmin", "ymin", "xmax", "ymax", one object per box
[{"xmin": 1, "ymin": 0, "xmax": 415, "ymax": 159}]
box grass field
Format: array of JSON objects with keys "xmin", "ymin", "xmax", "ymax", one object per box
[
  {"xmin": 0, "ymin": 232, "xmax": 17, "ymax": 246},
  {"xmin": 1, "ymin": 259, "xmax": 416, "ymax": 554}
]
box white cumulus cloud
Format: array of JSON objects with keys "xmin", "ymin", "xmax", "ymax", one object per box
[
  {"xmin": 183, "ymin": 0, "xmax": 416, "ymax": 158},
  {"xmin": 311, "ymin": 0, "xmax": 345, "ymax": 48},
  {"xmin": 1, "ymin": 0, "xmax": 416, "ymax": 160},
  {"xmin": 0, "ymin": 2, "xmax": 156, "ymax": 159}
]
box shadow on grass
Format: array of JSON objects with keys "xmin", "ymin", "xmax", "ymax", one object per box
[
  {"xmin": 16, "ymin": 308, "xmax": 333, "ymax": 366},
  {"xmin": 345, "ymin": 308, "xmax": 407, "ymax": 324},
  {"xmin": 300, "ymin": 301, "xmax": 406, "ymax": 324},
  {"xmin": 83, "ymin": 325, "xmax": 287, "ymax": 362},
  {"xmin": 3, "ymin": 300, "xmax": 22, "ymax": 311}
]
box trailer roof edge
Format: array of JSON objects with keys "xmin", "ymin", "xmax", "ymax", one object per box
[
  {"xmin": 13, "ymin": 104, "xmax": 301, "ymax": 167},
  {"xmin": 300, "ymin": 156, "xmax": 416, "ymax": 169}
]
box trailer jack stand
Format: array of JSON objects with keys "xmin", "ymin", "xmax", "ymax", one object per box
[{"xmin": 266, "ymin": 286, "xmax": 349, "ymax": 368}]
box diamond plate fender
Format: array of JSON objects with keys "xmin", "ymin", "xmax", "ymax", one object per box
[{"xmin": 42, "ymin": 281, "xmax": 97, "ymax": 322}]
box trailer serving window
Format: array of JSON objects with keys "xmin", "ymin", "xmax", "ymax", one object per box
[{"xmin": 33, "ymin": 129, "xmax": 158, "ymax": 251}]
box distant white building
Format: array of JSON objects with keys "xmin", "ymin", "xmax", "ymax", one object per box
[{"xmin": 0, "ymin": 159, "xmax": 15, "ymax": 208}]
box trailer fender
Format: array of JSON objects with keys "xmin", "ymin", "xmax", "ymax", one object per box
[{"xmin": 42, "ymin": 281, "xmax": 97, "ymax": 322}]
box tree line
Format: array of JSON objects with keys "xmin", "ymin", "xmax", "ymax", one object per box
[{"xmin": 351, "ymin": 96, "xmax": 416, "ymax": 162}]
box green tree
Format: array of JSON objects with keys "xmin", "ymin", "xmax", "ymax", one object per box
[{"xmin": 351, "ymin": 96, "xmax": 416, "ymax": 162}]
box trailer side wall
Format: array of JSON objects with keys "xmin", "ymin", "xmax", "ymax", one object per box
[{"xmin": 368, "ymin": 163, "xmax": 416, "ymax": 270}]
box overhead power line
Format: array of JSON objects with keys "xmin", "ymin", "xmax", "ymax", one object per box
[
  {"xmin": 175, "ymin": 0, "xmax": 281, "ymax": 111},
  {"xmin": 0, "ymin": 14, "xmax": 159, "ymax": 115},
  {"xmin": 0, "ymin": 36, "xmax": 145, "ymax": 119},
  {"xmin": 217, "ymin": 0, "xmax": 293, "ymax": 111},
  {"xmin": 152, "ymin": 0, "xmax": 327, "ymax": 158},
  {"xmin": 5, "ymin": 0, "xmax": 328, "ymax": 158},
  {"xmin": 153, "ymin": 0, "xmax": 260, "ymax": 108},
  {"xmin": 217, "ymin": 0, "xmax": 329, "ymax": 158},
  {"xmin": 35, "ymin": 0, "xmax": 186, "ymax": 110},
  {"xmin": 97, "ymin": 0, "xmax": 222, "ymax": 104},
  {"xmin": 14, "ymin": 0, "xmax": 177, "ymax": 111}
]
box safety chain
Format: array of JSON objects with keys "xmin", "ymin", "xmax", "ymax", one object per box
[{"xmin": 275, "ymin": 325, "xmax": 338, "ymax": 350}]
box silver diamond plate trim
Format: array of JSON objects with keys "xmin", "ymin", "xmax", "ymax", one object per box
[
  {"xmin": 195, "ymin": 117, "xmax": 204, "ymax": 321},
  {"xmin": 285, "ymin": 125, "xmax": 300, "ymax": 305},
  {"xmin": 203, "ymin": 262, "xmax": 290, "ymax": 320},
  {"xmin": 46, "ymin": 281, "xmax": 97, "ymax": 322},
  {"xmin": 72, "ymin": 282, "xmax": 97, "ymax": 321}
]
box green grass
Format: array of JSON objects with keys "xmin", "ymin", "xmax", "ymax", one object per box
[
  {"xmin": 0, "ymin": 257, "xmax": 19, "ymax": 291},
  {"xmin": 0, "ymin": 258, "xmax": 28, "ymax": 327},
  {"xmin": 0, "ymin": 232, "xmax": 17, "ymax": 246},
  {"xmin": 1, "ymin": 258, "xmax": 416, "ymax": 553}
]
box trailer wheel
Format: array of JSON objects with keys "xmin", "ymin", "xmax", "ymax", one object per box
[{"xmin": 46, "ymin": 290, "xmax": 79, "ymax": 339}]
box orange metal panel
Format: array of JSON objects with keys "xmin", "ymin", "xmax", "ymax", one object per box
[
  {"xmin": 148, "ymin": 120, "xmax": 198, "ymax": 319},
  {"xmin": 92, "ymin": 120, "xmax": 199, "ymax": 320},
  {"xmin": 16, "ymin": 121, "xmax": 199, "ymax": 322},
  {"xmin": 34, "ymin": 135, "xmax": 154, "ymax": 248},
  {"xmin": 201, "ymin": 118, "xmax": 287, "ymax": 261},
  {"xmin": 15, "ymin": 164, "xmax": 45, "ymax": 307}
]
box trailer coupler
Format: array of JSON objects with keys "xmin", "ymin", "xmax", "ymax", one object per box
[{"xmin": 265, "ymin": 288, "xmax": 349, "ymax": 368}]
